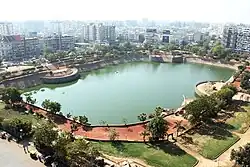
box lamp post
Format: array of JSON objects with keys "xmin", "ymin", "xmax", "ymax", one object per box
[{"xmin": 20, "ymin": 129, "xmax": 23, "ymax": 140}]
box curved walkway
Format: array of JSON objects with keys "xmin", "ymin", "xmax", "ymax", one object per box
[
  {"xmin": 26, "ymin": 104, "xmax": 189, "ymax": 142},
  {"xmin": 177, "ymin": 128, "xmax": 250, "ymax": 167}
]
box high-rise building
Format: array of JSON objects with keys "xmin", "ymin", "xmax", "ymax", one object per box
[
  {"xmin": 235, "ymin": 27, "xmax": 250, "ymax": 52},
  {"xmin": 89, "ymin": 23, "xmax": 97, "ymax": 41},
  {"xmin": 105, "ymin": 25, "xmax": 116, "ymax": 42},
  {"xmin": 0, "ymin": 22, "xmax": 14, "ymax": 35},
  {"xmin": 162, "ymin": 30, "xmax": 170, "ymax": 43},
  {"xmin": 222, "ymin": 26, "xmax": 237, "ymax": 50},
  {"xmin": 82, "ymin": 24, "xmax": 90, "ymax": 41},
  {"xmin": 144, "ymin": 28, "xmax": 159, "ymax": 44},
  {"xmin": 96, "ymin": 23, "xmax": 105, "ymax": 42}
]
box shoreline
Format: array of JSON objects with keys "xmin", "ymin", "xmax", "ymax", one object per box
[{"xmin": 185, "ymin": 57, "xmax": 238, "ymax": 70}]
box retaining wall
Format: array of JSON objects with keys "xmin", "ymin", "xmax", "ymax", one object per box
[{"xmin": 41, "ymin": 68, "xmax": 80, "ymax": 84}]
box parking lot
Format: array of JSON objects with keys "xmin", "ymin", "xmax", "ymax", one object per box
[{"xmin": 0, "ymin": 139, "xmax": 44, "ymax": 167}]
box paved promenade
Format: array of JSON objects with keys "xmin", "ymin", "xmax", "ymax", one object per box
[{"xmin": 0, "ymin": 139, "xmax": 44, "ymax": 167}]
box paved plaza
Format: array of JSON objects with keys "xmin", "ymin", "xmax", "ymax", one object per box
[{"xmin": 0, "ymin": 139, "xmax": 44, "ymax": 167}]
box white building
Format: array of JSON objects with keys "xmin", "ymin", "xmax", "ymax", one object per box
[
  {"xmin": 144, "ymin": 28, "xmax": 159, "ymax": 44},
  {"xmin": 88, "ymin": 23, "xmax": 96, "ymax": 41},
  {"xmin": 96, "ymin": 23, "xmax": 105, "ymax": 42},
  {"xmin": 194, "ymin": 32, "xmax": 203, "ymax": 42},
  {"xmin": 0, "ymin": 22, "xmax": 14, "ymax": 35}
]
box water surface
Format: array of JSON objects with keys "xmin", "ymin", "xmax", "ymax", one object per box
[{"xmin": 28, "ymin": 62, "xmax": 233, "ymax": 124}]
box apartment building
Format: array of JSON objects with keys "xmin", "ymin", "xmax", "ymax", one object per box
[
  {"xmin": 43, "ymin": 35, "xmax": 74, "ymax": 53},
  {"xmin": 144, "ymin": 28, "xmax": 159, "ymax": 44},
  {"xmin": 222, "ymin": 26, "xmax": 237, "ymax": 50},
  {"xmin": 82, "ymin": 23, "xmax": 116, "ymax": 43},
  {"xmin": 222, "ymin": 25, "xmax": 250, "ymax": 52},
  {"xmin": 0, "ymin": 35, "xmax": 41, "ymax": 59}
]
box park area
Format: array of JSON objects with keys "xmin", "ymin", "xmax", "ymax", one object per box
[
  {"xmin": 93, "ymin": 141, "xmax": 197, "ymax": 167},
  {"xmin": 179, "ymin": 124, "xmax": 239, "ymax": 160},
  {"xmin": 224, "ymin": 105, "xmax": 250, "ymax": 133},
  {"xmin": 0, "ymin": 102, "xmax": 46, "ymax": 126}
]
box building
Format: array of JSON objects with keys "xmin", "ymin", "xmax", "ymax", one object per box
[
  {"xmin": 105, "ymin": 25, "xmax": 116, "ymax": 42},
  {"xmin": 162, "ymin": 30, "xmax": 170, "ymax": 43},
  {"xmin": 222, "ymin": 26, "xmax": 237, "ymax": 50},
  {"xmin": 0, "ymin": 35, "xmax": 40, "ymax": 60},
  {"xmin": 82, "ymin": 24, "xmax": 90, "ymax": 41},
  {"xmin": 96, "ymin": 23, "xmax": 105, "ymax": 42},
  {"xmin": 24, "ymin": 37, "xmax": 40, "ymax": 58},
  {"xmin": 144, "ymin": 28, "xmax": 159, "ymax": 44},
  {"xmin": 88, "ymin": 23, "xmax": 97, "ymax": 41},
  {"xmin": 193, "ymin": 32, "xmax": 203, "ymax": 42},
  {"xmin": 235, "ymin": 27, "xmax": 250, "ymax": 52},
  {"xmin": 43, "ymin": 35, "xmax": 74, "ymax": 53},
  {"xmin": 0, "ymin": 22, "xmax": 14, "ymax": 35}
]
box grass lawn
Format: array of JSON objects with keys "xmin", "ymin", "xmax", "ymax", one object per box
[
  {"xmin": 183, "ymin": 124, "xmax": 239, "ymax": 160},
  {"xmin": 0, "ymin": 102, "xmax": 45, "ymax": 125},
  {"xmin": 92, "ymin": 141, "xmax": 197, "ymax": 167},
  {"xmin": 225, "ymin": 105, "xmax": 250, "ymax": 133}
]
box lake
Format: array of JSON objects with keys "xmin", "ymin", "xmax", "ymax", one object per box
[{"xmin": 28, "ymin": 62, "xmax": 233, "ymax": 125}]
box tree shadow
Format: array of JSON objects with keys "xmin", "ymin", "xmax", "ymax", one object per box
[
  {"xmin": 82, "ymin": 126, "xmax": 93, "ymax": 132},
  {"xmin": 47, "ymin": 114, "xmax": 67, "ymax": 125},
  {"xmin": 111, "ymin": 141, "xmax": 126, "ymax": 152},
  {"xmin": 211, "ymin": 121, "xmax": 236, "ymax": 131},
  {"xmin": 191, "ymin": 124, "xmax": 233, "ymax": 140},
  {"xmin": 147, "ymin": 141, "xmax": 186, "ymax": 156}
]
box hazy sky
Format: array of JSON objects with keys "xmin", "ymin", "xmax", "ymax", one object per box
[{"xmin": 1, "ymin": 0, "xmax": 250, "ymax": 23}]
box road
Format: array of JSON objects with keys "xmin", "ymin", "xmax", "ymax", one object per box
[{"xmin": 0, "ymin": 139, "xmax": 44, "ymax": 167}]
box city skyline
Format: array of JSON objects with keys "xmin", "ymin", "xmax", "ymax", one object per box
[{"xmin": 1, "ymin": 0, "xmax": 250, "ymax": 24}]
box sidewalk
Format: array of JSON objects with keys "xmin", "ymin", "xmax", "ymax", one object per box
[{"xmin": 0, "ymin": 139, "xmax": 44, "ymax": 167}]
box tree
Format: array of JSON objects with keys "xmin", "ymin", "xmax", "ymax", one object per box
[
  {"xmin": 184, "ymin": 95, "xmax": 220, "ymax": 125},
  {"xmin": 53, "ymin": 131, "xmax": 74, "ymax": 163},
  {"xmin": 41, "ymin": 99, "xmax": 61, "ymax": 114},
  {"xmin": 109, "ymin": 129, "xmax": 119, "ymax": 141},
  {"xmin": 66, "ymin": 112, "xmax": 72, "ymax": 119},
  {"xmin": 1, "ymin": 87, "xmax": 22, "ymax": 104},
  {"xmin": 231, "ymin": 143, "xmax": 250, "ymax": 166},
  {"xmin": 33, "ymin": 123, "xmax": 58, "ymax": 150},
  {"xmin": 137, "ymin": 113, "xmax": 147, "ymax": 121},
  {"xmin": 154, "ymin": 106, "xmax": 164, "ymax": 116},
  {"xmin": 26, "ymin": 95, "xmax": 36, "ymax": 104},
  {"xmin": 2, "ymin": 117, "xmax": 32, "ymax": 139},
  {"xmin": 122, "ymin": 118, "xmax": 128, "ymax": 126},
  {"xmin": 70, "ymin": 122, "xmax": 78, "ymax": 133},
  {"xmin": 66, "ymin": 139, "xmax": 100, "ymax": 167},
  {"xmin": 78, "ymin": 115, "xmax": 88, "ymax": 125},
  {"xmin": 147, "ymin": 114, "xmax": 168, "ymax": 141},
  {"xmin": 140, "ymin": 130, "xmax": 150, "ymax": 142},
  {"xmin": 241, "ymin": 71, "xmax": 250, "ymax": 90},
  {"xmin": 215, "ymin": 87, "xmax": 235, "ymax": 107},
  {"xmin": 211, "ymin": 42, "xmax": 227, "ymax": 58},
  {"xmin": 173, "ymin": 120, "xmax": 183, "ymax": 137},
  {"xmin": 41, "ymin": 99, "xmax": 51, "ymax": 110},
  {"xmin": 49, "ymin": 101, "xmax": 61, "ymax": 114}
]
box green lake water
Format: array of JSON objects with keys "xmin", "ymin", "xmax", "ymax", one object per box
[{"xmin": 28, "ymin": 62, "xmax": 233, "ymax": 125}]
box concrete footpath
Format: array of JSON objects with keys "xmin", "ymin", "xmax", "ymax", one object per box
[{"xmin": 0, "ymin": 139, "xmax": 44, "ymax": 167}]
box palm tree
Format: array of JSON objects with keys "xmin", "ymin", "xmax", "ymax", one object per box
[
  {"xmin": 140, "ymin": 130, "xmax": 150, "ymax": 143},
  {"xmin": 173, "ymin": 120, "xmax": 183, "ymax": 137},
  {"xmin": 66, "ymin": 112, "xmax": 72, "ymax": 119},
  {"xmin": 70, "ymin": 123, "xmax": 78, "ymax": 133}
]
